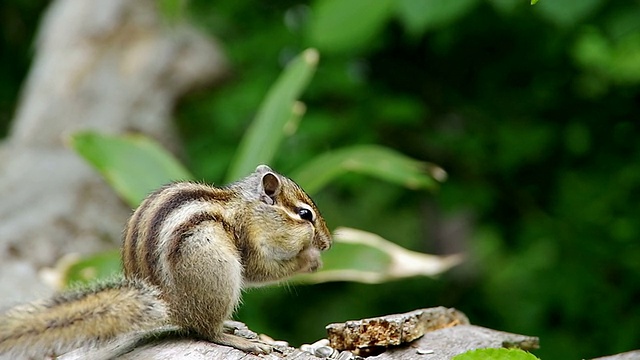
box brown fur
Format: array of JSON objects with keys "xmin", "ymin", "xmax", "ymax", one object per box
[{"xmin": 122, "ymin": 165, "xmax": 331, "ymax": 353}]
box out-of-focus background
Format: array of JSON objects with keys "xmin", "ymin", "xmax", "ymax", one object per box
[{"xmin": 2, "ymin": 1, "xmax": 639, "ymax": 359}]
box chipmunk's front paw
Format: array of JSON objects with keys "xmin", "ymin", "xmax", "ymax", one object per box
[
  {"xmin": 222, "ymin": 320, "xmax": 260, "ymax": 340},
  {"xmin": 216, "ymin": 333, "xmax": 272, "ymax": 354}
]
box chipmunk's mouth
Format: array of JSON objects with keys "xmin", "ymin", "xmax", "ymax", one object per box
[
  {"xmin": 298, "ymin": 247, "xmax": 322, "ymax": 273},
  {"xmin": 307, "ymin": 258, "xmax": 322, "ymax": 273}
]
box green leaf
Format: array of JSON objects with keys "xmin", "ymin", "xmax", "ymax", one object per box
[
  {"xmin": 453, "ymin": 348, "xmax": 540, "ymax": 360},
  {"xmin": 63, "ymin": 250, "xmax": 122, "ymax": 287},
  {"xmin": 290, "ymin": 145, "xmax": 446, "ymax": 194},
  {"xmin": 293, "ymin": 227, "xmax": 463, "ymax": 284},
  {"xmin": 69, "ymin": 132, "xmax": 193, "ymax": 207},
  {"xmin": 397, "ymin": 0, "xmax": 479, "ymax": 34},
  {"xmin": 531, "ymin": 0, "xmax": 539, "ymax": 4},
  {"xmin": 308, "ymin": 0, "xmax": 395, "ymax": 53},
  {"xmin": 225, "ymin": 49, "xmax": 318, "ymax": 183}
]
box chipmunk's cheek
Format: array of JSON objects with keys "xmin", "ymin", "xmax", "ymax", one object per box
[{"xmin": 299, "ymin": 247, "xmax": 322, "ymax": 273}]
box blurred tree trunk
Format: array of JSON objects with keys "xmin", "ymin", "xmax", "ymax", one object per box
[{"xmin": 0, "ymin": 0, "xmax": 227, "ymax": 302}]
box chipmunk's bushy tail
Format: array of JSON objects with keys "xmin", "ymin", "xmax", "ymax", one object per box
[{"xmin": 0, "ymin": 278, "xmax": 169, "ymax": 359}]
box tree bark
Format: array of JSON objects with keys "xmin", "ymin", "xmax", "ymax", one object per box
[{"xmin": 0, "ymin": 0, "xmax": 226, "ymax": 302}]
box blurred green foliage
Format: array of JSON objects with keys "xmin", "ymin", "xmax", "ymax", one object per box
[
  {"xmin": 225, "ymin": 48, "xmax": 319, "ymax": 181},
  {"xmin": 67, "ymin": 48, "xmax": 448, "ymax": 286},
  {"xmin": 2, "ymin": 0, "xmax": 640, "ymax": 359}
]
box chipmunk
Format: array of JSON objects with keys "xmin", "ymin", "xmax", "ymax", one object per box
[{"xmin": 0, "ymin": 165, "xmax": 332, "ymax": 359}]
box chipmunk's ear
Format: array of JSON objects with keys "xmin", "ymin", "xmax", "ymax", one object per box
[
  {"xmin": 255, "ymin": 164, "xmax": 273, "ymax": 174},
  {"xmin": 260, "ymin": 172, "xmax": 281, "ymax": 205}
]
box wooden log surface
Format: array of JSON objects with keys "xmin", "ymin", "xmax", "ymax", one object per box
[
  {"xmin": 592, "ymin": 350, "xmax": 640, "ymax": 360},
  {"xmin": 60, "ymin": 307, "xmax": 540, "ymax": 360}
]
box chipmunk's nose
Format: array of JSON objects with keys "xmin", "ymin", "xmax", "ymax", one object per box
[{"xmin": 314, "ymin": 230, "xmax": 332, "ymax": 251}]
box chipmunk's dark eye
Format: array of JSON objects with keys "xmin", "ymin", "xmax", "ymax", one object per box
[{"xmin": 297, "ymin": 207, "xmax": 314, "ymax": 222}]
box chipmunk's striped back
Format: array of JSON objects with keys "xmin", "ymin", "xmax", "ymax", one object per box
[{"xmin": 122, "ymin": 182, "xmax": 235, "ymax": 289}]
